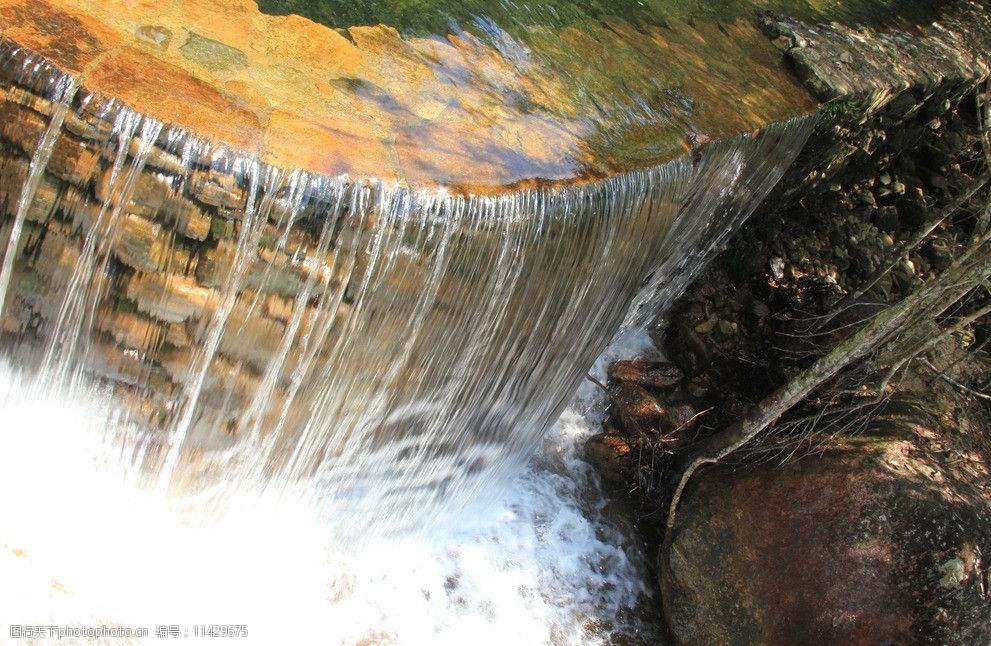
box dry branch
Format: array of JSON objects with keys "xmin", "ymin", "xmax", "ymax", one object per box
[{"xmin": 665, "ymin": 237, "xmax": 991, "ymax": 533}]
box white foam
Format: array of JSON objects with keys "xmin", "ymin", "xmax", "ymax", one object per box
[{"xmin": 0, "ymin": 331, "xmax": 659, "ymax": 644}]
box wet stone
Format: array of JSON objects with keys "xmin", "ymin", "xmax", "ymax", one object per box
[
  {"xmin": 96, "ymin": 166, "xmax": 172, "ymax": 218},
  {"xmin": 1, "ymin": 86, "xmax": 53, "ymax": 117},
  {"xmin": 265, "ymin": 293, "xmax": 293, "ymax": 323},
  {"xmin": 82, "ymin": 339, "xmax": 175, "ymax": 390},
  {"xmin": 0, "ymin": 101, "xmax": 46, "ymax": 152},
  {"xmin": 30, "ymin": 229, "xmax": 79, "ymax": 293},
  {"xmin": 196, "ymin": 240, "xmax": 315, "ymax": 299},
  {"xmin": 97, "ymin": 307, "xmax": 190, "ymax": 352},
  {"xmin": 214, "ymin": 298, "xmax": 288, "ymax": 371},
  {"xmin": 610, "ymin": 381, "xmax": 666, "ymax": 435},
  {"xmin": 607, "ymin": 359, "xmax": 683, "ymax": 389},
  {"xmin": 113, "ymin": 213, "xmax": 168, "ymax": 273},
  {"xmin": 136, "ymin": 25, "xmax": 173, "ymax": 50},
  {"xmin": 126, "ymin": 272, "xmax": 213, "ymax": 324},
  {"xmin": 584, "ymin": 433, "xmax": 634, "ymax": 488},
  {"xmin": 63, "ymin": 111, "xmax": 112, "ymax": 144},
  {"xmin": 191, "ymin": 170, "xmax": 245, "ymax": 210},
  {"xmin": 158, "ymin": 348, "xmax": 259, "ymax": 411},
  {"xmin": 0, "ymin": 157, "xmax": 60, "ymax": 224},
  {"xmin": 0, "ymin": 102, "xmax": 97, "ymax": 186},
  {"xmin": 132, "ymin": 140, "xmax": 187, "ymax": 177},
  {"xmin": 160, "ymin": 197, "xmax": 211, "ymax": 241}
]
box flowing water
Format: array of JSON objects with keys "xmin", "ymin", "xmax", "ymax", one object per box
[{"xmin": 0, "ymin": 38, "xmax": 814, "ymax": 643}]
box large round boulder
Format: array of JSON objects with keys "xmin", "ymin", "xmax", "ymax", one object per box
[{"xmin": 661, "ymin": 436, "xmax": 991, "ymax": 644}]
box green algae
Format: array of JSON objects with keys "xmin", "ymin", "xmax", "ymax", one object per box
[{"xmin": 179, "ymin": 33, "xmax": 249, "ymax": 74}]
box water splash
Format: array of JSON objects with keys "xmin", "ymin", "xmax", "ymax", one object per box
[{"xmin": 0, "ymin": 342, "xmax": 660, "ymax": 644}]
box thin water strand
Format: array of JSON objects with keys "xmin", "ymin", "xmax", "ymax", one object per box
[{"xmin": 0, "ymin": 77, "xmax": 76, "ymax": 318}]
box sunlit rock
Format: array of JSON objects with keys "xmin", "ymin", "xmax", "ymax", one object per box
[{"xmin": 661, "ymin": 437, "xmax": 991, "ymax": 645}]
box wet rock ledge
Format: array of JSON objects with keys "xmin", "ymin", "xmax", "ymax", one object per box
[{"xmin": 0, "ymin": 0, "xmax": 818, "ymax": 190}]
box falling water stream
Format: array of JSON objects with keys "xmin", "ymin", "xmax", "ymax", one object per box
[{"xmin": 0, "ymin": 35, "xmax": 814, "ymax": 643}]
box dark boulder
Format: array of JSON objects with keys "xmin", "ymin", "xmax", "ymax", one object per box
[
  {"xmin": 585, "ymin": 432, "xmax": 635, "ymax": 488},
  {"xmin": 661, "ymin": 437, "xmax": 991, "ymax": 645}
]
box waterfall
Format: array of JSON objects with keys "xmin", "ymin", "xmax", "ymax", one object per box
[{"xmin": 0, "ymin": 39, "xmax": 815, "ymax": 538}]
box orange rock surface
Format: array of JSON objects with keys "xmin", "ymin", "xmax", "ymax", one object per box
[{"xmin": 0, "ymin": 0, "xmax": 819, "ymax": 191}]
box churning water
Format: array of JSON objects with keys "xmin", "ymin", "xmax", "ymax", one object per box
[
  {"xmin": 0, "ymin": 331, "xmax": 663, "ymax": 644},
  {"xmin": 0, "ymin": 38, "xmax": 813, "ymax": 643}
]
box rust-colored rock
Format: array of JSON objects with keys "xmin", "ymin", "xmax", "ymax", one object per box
[
  {"xmin": 0, "ymin": 0, "xmax": 121, "ymax": 74},
  {"xmin": 610, "ymin": 382, "xmax": 666, "ymax": 435},
  {"xmin": 85, "ymin": 46, "xmax": 263, "ymax": 154},
  {"xmin": 608, "ymin": 359, "xmax": 684, "ymax": 389},
  {"xmin": 0, "ymin": 0, "xmax": 823, "ymax": 191},
  {"xmin": 662, "ymin": 440, "xmax": 991, "ymax": 645},
  {"xmin": 261, "ymin": 111, "xmax": 392, "ymax": 182},
  {"xmin": 609, "ymin": 381, "xmax": 694, "ymax": 437},
  {"xmin": 585, "ymin": 432, "xmax": 635, "ymax": 488}
]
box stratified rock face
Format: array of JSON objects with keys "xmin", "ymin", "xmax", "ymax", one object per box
[
  {"xmin": 767, "ymin": 3, "xmax": 991, "ymax": 108},
  {"xmin": 662, "ymin": 441, "xmax": 991, "ymax": 645},
  {"xmin": 0, "ymin": 0, "xmax": 827, "ymax": 190}
]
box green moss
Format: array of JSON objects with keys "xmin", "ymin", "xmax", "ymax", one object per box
[
  {"xmin": 821, "ymin": 99, "xmax": 858, "ymax": 123},
  {"xmin": 255, "ymin": 0, "xmax": 653, "ymax": 36}
]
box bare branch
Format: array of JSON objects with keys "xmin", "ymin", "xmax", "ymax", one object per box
[
  {"xmin": 665, "ymin": 237, "xmax": 991, "ymax": 533},
  {"xmin": 585, "ymin": 373, "xmax": 609, "ymax": 394},
  {"xmin": 920, "ymin": 358, "xmax": 991, "ymax": 401}
]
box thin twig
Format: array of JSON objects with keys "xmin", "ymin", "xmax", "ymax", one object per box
[
  {"xmin": 920, "ymin": 358, "xmax": 991, "ymax": 401},
  {"xmin": 585, "ymin": 373, "xmax": 609, "ymax": 394}
]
